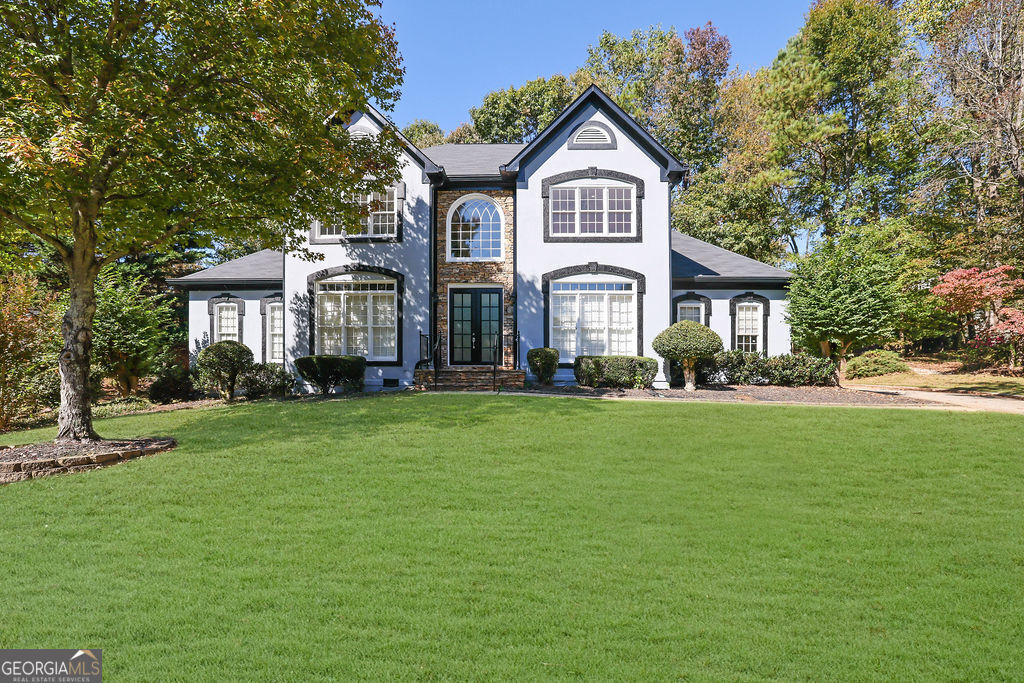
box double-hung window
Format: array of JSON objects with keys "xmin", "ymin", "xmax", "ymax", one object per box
[
  {"xmin": 549, "ymin": 182, "xmax": 634, "ymax": 237},
  {"xmin": 319, "ymin": 188, "xmax": 398, "ymax": 239},
  {"xmin": 215, "ymin": 303, "xmax": 239, "ymax": 342},
  {"xmin": 550, "ymin": 281, "xmax": 636, "ymax": 362},
  {"xmin": 267, "ymin": 303, "xmax": 284, "ymax": 362},
  {"xmin": 735, "ymin": 303, "xmax": 761, "ymax": 353},
  {"xmin": 316, "ymin": 276, "xmax": 397, "ymax": 361},
  {"xmin": 677, "ymin": 302, "xmax": 703, "ymax": 324}
]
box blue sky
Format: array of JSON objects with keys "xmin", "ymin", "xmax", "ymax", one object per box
[{"xmin": 376, "ymin": 0, "xmax": 812, "ymax": 131}]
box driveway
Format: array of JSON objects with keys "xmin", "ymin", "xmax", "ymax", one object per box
[{"xmin": 849, "ymin": 385, "xmax": 1024, "ymax": 416}]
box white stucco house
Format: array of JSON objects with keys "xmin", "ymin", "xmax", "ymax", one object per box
[{"xmin": 169, "ymin": 85, "xmax": 791, "ymax": 390}]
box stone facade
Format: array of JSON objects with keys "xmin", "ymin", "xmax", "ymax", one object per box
[{"xmin": 435, "ymin": 189, "xmax": 516, "ymax": 368}]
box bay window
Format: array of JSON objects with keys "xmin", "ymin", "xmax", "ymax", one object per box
[
  {"xmin": 316, "ymin": 275, "xmax": 397, "ymax": 361},
  {"xmin": 549, "ymin": 280, "xmax": 636, "ymax": 362}
]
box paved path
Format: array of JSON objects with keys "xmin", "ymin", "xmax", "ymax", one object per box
[{"xmin": 849, "ymin": 385, "xmax": 1024, "ymax": 416}]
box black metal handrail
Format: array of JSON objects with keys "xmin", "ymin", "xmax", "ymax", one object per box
[
  {"xmin": 492, "ymin": 335, "xmax": 499, "ymax": 393},
  {"xmin": 432, "ymin": 334, "xmax": 440, "ymax": 391}
]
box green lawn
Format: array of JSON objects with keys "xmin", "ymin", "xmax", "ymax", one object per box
[{"xmin": 2, "ymin": 394, "xmax": 1023, "ymax": 679}]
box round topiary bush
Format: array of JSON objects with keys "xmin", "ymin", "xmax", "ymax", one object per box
[
  {"xmin": 527, "ymin": 347, "xmax": 559, "ymax": 385},
  {"xmin": 652, "ymin": 321, "xmax": 724, "ymax": 391},
  {"xmin": 845, "ymin": 349, "xmax": 909, "ymax": 379},
  {"xmin": 195, "ymin": 340, "xmax": 253, "ymax": 401}
]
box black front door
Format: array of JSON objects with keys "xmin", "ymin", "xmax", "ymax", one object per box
[{"xmin": 449, "ymin": 288, "xmax": 502, "ymax": 365}]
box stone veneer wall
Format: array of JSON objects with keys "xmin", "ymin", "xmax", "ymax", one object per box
[{"xmin": 436, "ymin": 189, "xmax": 516, "ymax": 368}]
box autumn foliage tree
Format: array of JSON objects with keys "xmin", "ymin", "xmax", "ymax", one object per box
[
  {"xmin": 930, "ymin": 265, "xmax": 1024, "ymax": 340},
  {"xmin": 0, "ymin": 274, "xmax": 60, "ymax": 431},
  {"xmin": 0, "ymin": 1, "xmax": 404, "ymax": 440}
]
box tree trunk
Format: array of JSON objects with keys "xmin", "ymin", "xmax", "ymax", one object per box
[
  {"xmin": 683, "ymin": 358, "xmax": 696, "ymax": 392},
  {"xmin": 57, "ymin": 263, "xmax": 100, "ymax": 441}
]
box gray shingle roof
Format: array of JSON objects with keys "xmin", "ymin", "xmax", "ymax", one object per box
[
  {"xmin": 167, "ymin": 249, "xmax": 283, "ymax": 288},
  {"xmin": 422, "ymin": 143, "xmax": 525, "ymax": 178},
  {"xmin": 672, "ymin": 231, "xmax": 791, "ymax": 283}
]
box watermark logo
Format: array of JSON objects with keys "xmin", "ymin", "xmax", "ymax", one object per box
[{"xmin": 0, "ymin": 649, "xmax": 101, "ymax": 683}]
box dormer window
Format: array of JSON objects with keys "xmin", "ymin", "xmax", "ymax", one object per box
[{"xmin": 567, "ymin": 120, "xmax": 616, "ymax": 150}]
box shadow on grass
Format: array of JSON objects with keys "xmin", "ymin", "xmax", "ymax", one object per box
[{"xmin": 161, "ymin": 392, "xmax": 611, "ymax": 454}]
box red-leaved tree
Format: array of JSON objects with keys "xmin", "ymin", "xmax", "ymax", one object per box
[
  {"xmin": 993, "ymin": 308, "xmax": 1024, "ymax": 369},
  {"xmin": 931, "ymin": 266, "xmax": 1024, "ymax": 340}
]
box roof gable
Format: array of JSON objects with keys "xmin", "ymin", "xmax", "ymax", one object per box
[
  {"xmin": 500, "ymin": 85, "xmax": 687, "ymax": 184},
  {"xmin": 347, "ymin": 105, "xmax": 444, "ymax": 183}
]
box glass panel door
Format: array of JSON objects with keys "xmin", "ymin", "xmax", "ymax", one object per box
[{"xmin": 449, "ymin": 288, "xmax": 502, "ymax": 365}]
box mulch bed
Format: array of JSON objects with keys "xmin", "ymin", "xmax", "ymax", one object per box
[
  {"xmin": 0, "ymin": 437, "xmax": 177, "ymax": 484},
  {"xmin": 511, "ymin": 384, "xmax": 935, "ymax": 407}
]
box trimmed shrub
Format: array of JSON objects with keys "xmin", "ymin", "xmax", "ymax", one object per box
[
  {"xmin": 693, "ymin": 351, "xmax": 838, "ymax": 387},
  {"xmin": 195, "ymin": 341, "xmax": 253, "ymax": 401},
  {"xmin": 148, "ymin": 365, "xmax": 196, "ymax": 404},
  {"xmin": 763, "ymin": 354, "xmax": 838, "ymax": 386},
  {"xmin": 526, "ymin": 347, "xmax": 559, "ymax": 385},
  {"xmin": 573, "ymin": 356, "xmax": 658, "ymax": 389},
  {"xmin": 846, "ymin": 350, "xmax": 909, "ymax": 379},
  {"xmin": 652, "ymin": 321, "xmax": 724, "ymax": 391},
  {"xmin": 713, "ymin": 350, "xmax": 767, "ymax": 385},
  {"xmin": 294, "ymin": 355, "xmax": 366, "ymax": 394},
  {"xmin": 240, "ymin": 363, "xmax": 296, "ymax": 399}
]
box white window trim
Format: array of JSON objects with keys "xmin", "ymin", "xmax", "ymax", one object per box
[
  {"xmin": 735, "ymin": 302, "xmax": 763, "ymax": 353},
  {"xmin": 267, "ymin": 303, "xmax": 284, "ymax": 363},
  {"xmin": 315, "ymin": 277, "xmax": 398, "ymax": 362},
  {"xmin": 446, "ymin": 193, "xmax": 505, "ymax": 263},
  {"xmin": 676, "ymin": 302, "xmax": 704, "ymax": 324},
  {"xmin": 549, "ymin": 279, "xmax": 637, "ymax": 363},
  {"xmin": 214, "ymin": 303, "xmax": 239, "ymax": 343},
  {"xmin": 317, "ymin": 188, "xmax": 398, "ymax": 240},
  {"xmin": 548, "ymin": 182, "xmax": 635, "ymax": 237}
]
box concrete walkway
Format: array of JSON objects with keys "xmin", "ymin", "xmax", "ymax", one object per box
[{"xmin": 849, "ymin": 385, "xmax": 1024, "ymax": 416}]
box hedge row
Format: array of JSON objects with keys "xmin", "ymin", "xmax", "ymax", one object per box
[
  {"xmin": 574, "ymin": 355, "xmax": 658, "ymax": 389},
  {"xmin": 689, "ymin": 351, "xmax": 837, "ymax": 387}
]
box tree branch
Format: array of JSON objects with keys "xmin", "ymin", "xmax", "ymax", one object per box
[{"xmin": 0, "ymin": 207, "xmax": 71, "ymax": 260}]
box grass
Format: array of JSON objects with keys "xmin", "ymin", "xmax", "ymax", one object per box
[
  {"xmin": 846, "ymin": 371, "xmax": 1024, "ymax": 396},
  {"xmin": 2, "ymin": 393, "xmax": 1023, "ymax": 679}
]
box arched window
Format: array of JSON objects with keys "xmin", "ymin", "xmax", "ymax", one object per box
[{"xmin": 447, "ymin": 195, "xmax": 504, "ymax": 261}]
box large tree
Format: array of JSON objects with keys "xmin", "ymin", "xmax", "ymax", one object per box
[
  {"xmin": 401, "ymin": 119, "xmax": 445, "ymax": 148},
  {"xmin": 470, "ymin": 75, "xmax": 582, "ymax": 143},
  {"xmin": 760, "ymin": 0, "xmax": 925, "ymax": 245},
  {"xmin": 0, "ymin": 0, "xmax": 403, "ymax": 440},
  {"xmin": 787, "ymin": 236, "xmax": 902, "ymax": 366}
]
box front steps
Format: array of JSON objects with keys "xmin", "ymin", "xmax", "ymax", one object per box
[{"xmin": 414, "ymin": 368, "xmax": 526, "ymax": 392}]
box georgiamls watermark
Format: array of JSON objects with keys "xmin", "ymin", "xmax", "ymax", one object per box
[{"xmin": 0, "ymin": 649, "xmax": 101, "ymax": 682}]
